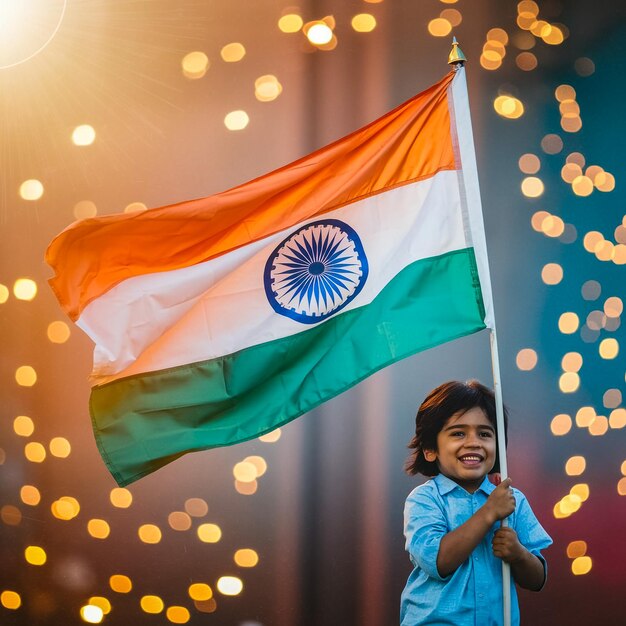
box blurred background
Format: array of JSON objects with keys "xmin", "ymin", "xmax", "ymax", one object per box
[{"xmin": 1, "ymin": 0, "xmax": 625, "ymax": 624}]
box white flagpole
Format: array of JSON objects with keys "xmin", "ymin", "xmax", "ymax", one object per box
[{"xmin": 448, "ymin": 39, "xmax": 512, "ymax": 626}]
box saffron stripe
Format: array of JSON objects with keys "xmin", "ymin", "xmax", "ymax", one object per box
[{"xmin": 46, "ymin": 72, "xmax": 456, "ymax": 321}]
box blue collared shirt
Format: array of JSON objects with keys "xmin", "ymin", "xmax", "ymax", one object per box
[{"xmin": 400, "ymin": 474, "xmax": 552, "ymax": 626}]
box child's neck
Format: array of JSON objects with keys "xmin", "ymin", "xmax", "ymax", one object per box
[{"xmin": 442, "ymin": 473, "xmax": 486, "ymax": 494}]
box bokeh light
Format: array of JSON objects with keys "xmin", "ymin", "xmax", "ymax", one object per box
[
  {"xmin": 141, "ymin": 595, "xmax": 164, "ymax": 614},
  {"xmin": 87, "ymin": 519, "xmax": 111, "ymax": 539},
  {"xmin": 541, "ymin": 263, "xmax": 563, "ymax": 285},
  {"xmin": 181, "ymin": 51, "xmax": 209, "ymax": 79},
  {"xmin": 168, "ymin": 511, "xmax": 192, "ymax": 531},
  {"xmin": 567, "ymin": 540, "xmax": 587, "ymax": 558},
  {"xmin": 541, "ymin": 134, "xmax": 563, "ymax": 154},
  {"xmin": 0, "ymin": 591, "xmax": 21, "ymax": 610},
  {"xmin": 110, "ymin": 487, "xmax": 133, "ymax": 508},
  {"xmin": 216, "ymin": 576, "xmax": 243, "ymax": 596},
  {"xmin": 1, "ymin": 505, "xmax": 22, "ymax": 526},
  {"xmin": 19, "ymin": 179, "xmax": 44, "ymax": 200},
  {"xmin": 581, "ymin": 280, "xmax": 601, "ymax": 300},
  {"xmin": 561, "ymin": 352, "xmax": 582, "ymax": 372},
  {"xmin": 572, "ymin": 176, "xmax": 593, "ymax": 197},
  {"xmin": 550, "ymin": 414, "xmax": 572, "ymax": 436},
  {"xmin": 576, "ymin": 407, "xmax": 595, "ymax": 428},
  {"xmin": 73, "ymin": 200, "xmax": 98, "ymax": 219},
  {"xmin": 599, "ymin": 338, "xmax": 619, "ymax": 359},
  {"xmin": 51, "ymin": 496, "xmax": 80, "ymax": 520},
  {"xmin": 518, "ymin": 153, "xmax": 540, "ymax": 174},
  {"xmin": 306, "ymin": 22, "xmax": 333, "ymax": 45},
  {"xmin": 166, "ymin": 606, "xmax": 190, "ymax": 623},
  {"xmin": 80, "ymin": 604, "xmax": 104, "ymax": 623},
  {"xmin": 47, "ymin": 320, "xmax": 71, "ymax": 343},
  {"xmin": 16, "ymin": 365, "xmax": 37, "ymax": 386},
  {"xmin": 575, "ymin": 57, "xmax": 595, "ymax": 76},
  {"xmin": 572, "ymin": 556, "xmax": 592, "ymax": 575},
  {"xmin": 565, "ymin": 456, "xmax": 586, "ymax": 476},
  {"xmin": 109, "ymin": 575, "xmax": 132, "ymax": 593},
  {"xmin": 14, "ymin": 415, "xmax": 34, "ymax": 437},
  {"xmin": 521, "ymin": 176, "xmax": 544, "ymax": 197},
  {"xmin": 184, "ymin": 497, "xmax": 208, "ymax": 517},
  {"xmin": 603, "ymin": 388, "xmax": 622, "ymax": 408},
  {"xmin": 604, "ymin": 296, "xmax": 623, "ymax": 318},
  {"xmin": 255, "ymin": 75, "xmax": 282, "ymax": 102},
  {"xmin": 20, "ymin": 485, "xmax": 41, "ymax": 506},
  {"xmin": 516, "ymin": 52, "xmax": 537, "ymax": 71},
  {"xmin": 124, "ymin": 202, "xmax": 147, "ymax": 214},
  {"xmin": 427, "ymin": 18, "xmax": 452, "ymax": 37},
  {"xmin": 220, "ymin": 43, "xmax": 245, "ymax": 62},
  {"xmin": 588, "ymin": 415, "xmax": 608, "ymax": 436},
  {"xmin": 570, "ymin": 484, "xmax": 590, "ymax": 502},
  {"xmin": 351, "ymin": 14, "xmax": 377, "ymax": 33},
  {"xmin": 244, "ymin": 455, "xmax": 267, "ymax": 477},
  {"xmin": 440, "ymin": 9, "xmax": 462, "ymax": 27},
  {"xmin": 25, "ymin": 442, "xmax": 46, "ymax": 463},
  {"xmin": 609, "ymin": 408, "xmax": 626, "ymax": 429},
  {"xmin": 188, "ymin": 583, "xmax": 213, "ymax": 601},
  {"xmin": 72, "ymin": 125, "xmax": 96, "ymax": 146},
  {"xmin": 88, "ymin": 597, "xmax": 112, "ymax": 615},
  {"xmin": 235, "ymin": 479, "xmax": 258, "ymax": 495},
  {"xmin": 516, "ymin": 348, "xmax": 537, "ymax": 371},
  {"xmin": 494, "ymin": 96, "xmax": 524, "ymax": 119},
  {"xmin": 49, "ymin": 436, "xmax": 71, "ymax": 458},
  {"xmin": 259, "ymin": 428, "xmax": 281, "ymax": 442},
  {"xmin": 138, "ymin": 524, "xmax": 162, "ymax": 544},
  {"xmin": 278, "ymin": 14, "xmax": 303, "ymax": 33},
  {"xmin": 234, "ymin": 548, "xmax": 259, "ymax": 567},
  {"xmin": 558, "ymin": 312, "xmax": 579, "ymax": 334},
  {"xmin": 13, "ymin": 278, "xmax": 37, "ymax": 301},
  {"xmin": 25, "ymin": 545, "xmax": 47, "ymax": 566},
  {"xmin": 233, "ymin": 461, "xmax": 257, "ymax": 482},
  {"xmin": 224, "ymin": 110, "xmax": 250, "ymax": 131},
  {"xmin": 559, "ymin": 372, "xmax": 580, "ymax": 393},
  {"xmin": 197, "ymin": 523, "xmax": 222, "ymax": 543}
]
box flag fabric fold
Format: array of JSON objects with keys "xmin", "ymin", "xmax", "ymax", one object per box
[{"xmin": 46, "ymin": 69, "xmax": 489, "ymax": 486}]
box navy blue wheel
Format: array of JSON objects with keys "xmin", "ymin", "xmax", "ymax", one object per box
[{"xmin": 264, "ymin": 219, "xmax": 369, "ymax": 324}]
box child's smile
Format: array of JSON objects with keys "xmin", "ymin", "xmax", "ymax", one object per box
[{"xmin": 423, "ymin": 406, "xmax": 496, "ymax": 493}]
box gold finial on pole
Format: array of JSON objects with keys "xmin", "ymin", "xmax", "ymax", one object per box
[{"xmin": 448, "ymin": 36, "xmax": 467, "ymax": 66}]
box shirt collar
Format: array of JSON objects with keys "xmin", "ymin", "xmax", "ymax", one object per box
[{"xmin": 434, "ymin": 473, "xmax": 496, "ymax": 496}]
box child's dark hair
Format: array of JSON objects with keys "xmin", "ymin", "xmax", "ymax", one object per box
[{"xmin": 405, "ymin": 380, "xmax": 508, "ymax": 477}]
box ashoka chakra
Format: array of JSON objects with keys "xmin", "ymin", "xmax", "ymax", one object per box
[{"xmin": 264, "ymin": 218, "xmax": 369, "ymax": 324}]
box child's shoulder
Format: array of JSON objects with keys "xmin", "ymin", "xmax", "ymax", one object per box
[
  {"xmin": 511, "ymin": 485, "xmax": 529, "ymax": 501},
  {"xmin": 405, "ymin": 477, "xmax": 439, "ymax": 502}
]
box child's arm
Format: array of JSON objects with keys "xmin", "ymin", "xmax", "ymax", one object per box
[
  {"xmin": 492, "ymin": 527, "xmax": 546, "ymax": 591},
  {"xmin": 436, "ymin": 478, "xmax": 516, "ymax": 577}
]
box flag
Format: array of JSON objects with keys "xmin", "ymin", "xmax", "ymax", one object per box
[{"xmin": 46, "ymin": 68, "xmax": 492, "ymax": 486}]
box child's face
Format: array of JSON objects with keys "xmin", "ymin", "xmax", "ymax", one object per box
[{"xmin": 423, "ymin": 406, "xmax": 496, "ymax": 493}]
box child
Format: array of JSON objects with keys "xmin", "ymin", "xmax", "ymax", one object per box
[{"xmin": 400, "ymin": 380, "xmax": 552, "ymax": 626}]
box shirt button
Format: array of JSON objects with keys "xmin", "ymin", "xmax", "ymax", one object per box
[{"xmin": 474, "ymin": 556, "xmax": 479, "ymax": 561}]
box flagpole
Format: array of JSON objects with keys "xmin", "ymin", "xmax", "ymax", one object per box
[{"xmin": 448, "ymin": 39, "xmax": 512, "ymax": 626}]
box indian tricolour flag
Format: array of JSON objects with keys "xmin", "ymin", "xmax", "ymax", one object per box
[{"xmin": 46, "ymin": 66, "xmax": 495, "ymax": 486}]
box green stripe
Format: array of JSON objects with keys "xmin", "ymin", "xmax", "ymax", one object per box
[{"xmin": 91, "ymin": 248, "xmax": 485, "ymax": 486}]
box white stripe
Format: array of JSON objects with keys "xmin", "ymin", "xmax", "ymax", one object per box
[{"xmin": 81, "ymin": 170, "xmax": 468, "ymax": 385}]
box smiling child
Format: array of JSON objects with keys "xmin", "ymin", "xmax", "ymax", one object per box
[{"xmin": 400, "ymin": 380, "xmax": 552, "ymax": 626}]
